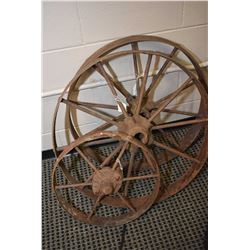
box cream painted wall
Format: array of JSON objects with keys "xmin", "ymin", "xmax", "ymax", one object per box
[{"xmin": 42, "ymin": 1, "xmax": 208, "ymax": 151}]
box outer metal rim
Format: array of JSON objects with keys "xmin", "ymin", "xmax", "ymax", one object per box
[{"xmin": 52, "ymin": 131, "xmax": 161, "ymax": 226}]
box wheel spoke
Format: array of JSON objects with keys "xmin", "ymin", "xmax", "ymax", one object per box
[
  {"xmin": 135, "ymin": 54, "xmax": 153, "ymax": 115},
  {"xmin": 85, "ymin": 114, "xmax": 124, "ymax": 136},
  {"xmin": 154, "ymin": 80, "xmax": 194, "ymax": 106},
  {"xmin": 83, "ymin": 137, "xmax": 119, "ymax": 148},
  {"xmin": 117, "ymin": 192, "xmax": 136, "ymax": 212},
  {"xmin": 75, "ymin": 147, "xmax": 98, "ymax": 172},
  {"xmin": 131, "ymin": 42, "xmax": 143, "ymax": 94},
  {"xmin": 152, "ymin": 118, "xmax": 208, "ymax": 130},
  {"xmin": 102, "ymin": 62, "xmax": 133, "ymax": 102},
  {"xmin": 123, "ymin": 174, "xmax": 159, "ymax": 182},
  {"xmin": 87, "ymin": 194, "xmax": 105, "ymax": 220},
  {"xmin": 152, "ymin": 55, "xmax": 161, "ymax": 75},
  {"xmin": 148, "ymin": 78, "xmax": 194, "ymax": 122},
  {"xmin": 67, "ymin": 108, "xmax": 123, "ymax": 146},
  {"xmin": 153, "ymin": 140, "xmax": 200, "ymax": 163},
  {"xmin": 76, "ymin": 100, "xmax": 118, "ymax": 110},
  {"xmin": 145, "ymin": 47, "xmax": 178, "ymax": 97},
  {"xmin": 55, "ymin": 176, "xmax": 93, "ymax": 190},
  {"xmin": 68, "ymin": 111, "xmax": 101, "ymax": 162},
  {"xmin": 99, "ymin": 142, "xmax": 125, "ymax": 169},
  {"xmin": 55, "ymin": 182, "xmax": 92, "ymax": 190},
  {"xmin": 62, "ymin": 98, "xmax": 119, "ymax": 126},
  {"xmin": 124, "ymin": 145, "xmax": 137, "ymax": 197},
  {"xmin": 96, "ymin": 62, "xmax": 129, "ymax": 118},
  {"xmin": 112, "ymin": 141, "xmax": 129, "ymax": 170},
  {"xmin": 161, "ymin": 108, "xmax": 198, "ymax": 117}
]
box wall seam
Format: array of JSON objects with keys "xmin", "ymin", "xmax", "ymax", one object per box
[
  {"xmin": 76, "ymin": 1, "xmax": 85, "ymax": 45},
  {"xmin": 42, "ymin": 24, "xmax": 208, "ymax": 54},
  {"xmin": 181, "ymin": 1, "xmax": 185, "ymax": 27}
]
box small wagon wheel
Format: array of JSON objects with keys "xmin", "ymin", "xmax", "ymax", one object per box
[{"xmin": 52, "ymin": 131, "xmax": 161, "ymax": 226}]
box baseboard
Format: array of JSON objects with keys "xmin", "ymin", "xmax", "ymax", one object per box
[{"xmin": 42, "ymin": 149, "xmax": 55, "ymax": 160}]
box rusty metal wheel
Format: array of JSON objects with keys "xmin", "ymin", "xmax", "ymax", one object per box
[
  {"xmin": 52, "ymin": 131, "xmax": 161, "ymax": 226},
  {"xmin": 52, "ymin": 35, "xmax": 208, "ymax": 206}
]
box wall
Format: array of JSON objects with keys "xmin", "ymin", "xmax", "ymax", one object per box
[{"xmin": 42, "ymin": 1, "xmax": 208, "ymax": 151}]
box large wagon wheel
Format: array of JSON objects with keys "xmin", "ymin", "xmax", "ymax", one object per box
[
  {"xmin": 53, "ymin": 35, "xmax": 207, "ymax": 156},
  {"xmin": 52, "ymin": 36, "xmax": 207, "ymax": 204},
  {"xmin": 52, "ymin": 131, "xmax": 160, "ymax": 226}
]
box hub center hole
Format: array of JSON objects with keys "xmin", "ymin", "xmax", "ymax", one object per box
[{"xmin": 134, "ymin": 132, "xmax": 145, "ymax": 141}]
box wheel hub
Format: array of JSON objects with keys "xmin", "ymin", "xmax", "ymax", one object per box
[
  {"xmin": 92, "ymin": 167, "xmax": 123, "ymax": 195},
  {"xmin": 117, "ymin": 115, "xmax": 152, "ymax": 144}
]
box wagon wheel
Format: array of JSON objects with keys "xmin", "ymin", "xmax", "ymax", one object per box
[
  {"xmin": 52, "ymin": 131, "xmax": 160, "ymax": 226},
  {"xmin": 53, "ymin": 35, "xmax": 206, "ymax": 160},
  {"xmin": 67, "ymin": 35, "xmax": 207, "ymax": 160}
]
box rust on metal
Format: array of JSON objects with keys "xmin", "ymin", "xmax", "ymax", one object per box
[
  {"xmin": 92, "ymin": 167, "xmax": 123, "ymax": 195},
  {"xmin": 52, "ymin": 131, "xmax": 161, "ymax": 226},
  {"xmin": 52, "ymin": 35, "xmax": 208, "ymax": 226}
]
